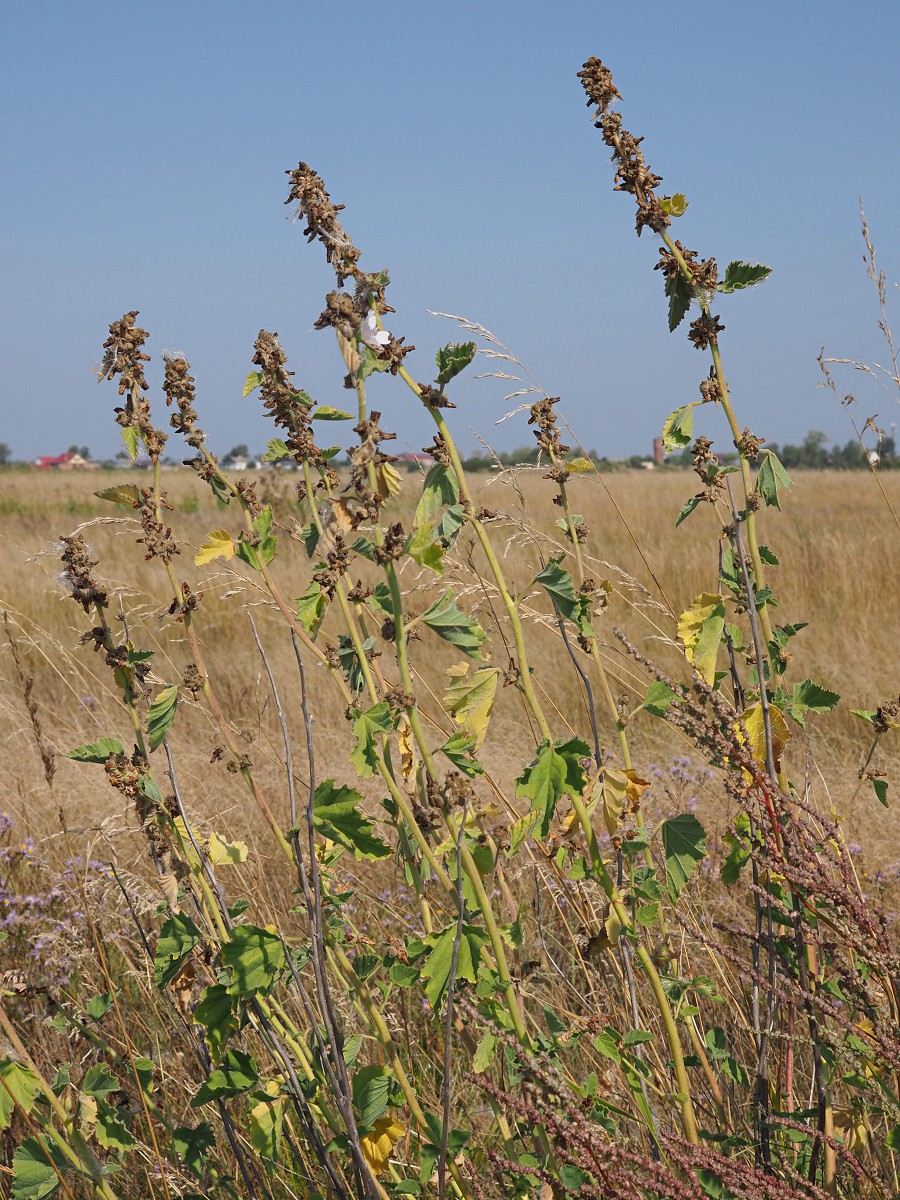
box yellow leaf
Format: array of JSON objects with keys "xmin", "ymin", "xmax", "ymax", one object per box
[
  {"xmin": 195, "ymin": 529, "xmax": 235, "ymax": 567},
  {"xmin": 94, "ymin": 484, "xmax": 140, "ymax": 505},
  {"xmin": 208, "ymin": 832, "xmax": 249, "ymax": 865},
  {"xmin": 173, "ymin": 816, "xmax": 201, "ymax": 869},
  {"xmin": 677, "ymin": 592, "xmax": 726, "ymax": 685},
  {"xmin": 832, "ymin": 1108, "xmax": 868, "ymax": 1153},
  {"xmin": 398, "ymin": 714, "xmax": 415, "ymax": 781},
  {"xmin": 376, "ymin": 461, "xmax": 402, "ymax": 500},
  {"xmin": 443, "ymin": 663, "xmax": 499, "ymax": 751},
  {"xmin": 566, "ymin": 456, "xmax": 594, "ymax": 474},
  {"xmin": 360, "ymin": 1117, "xmax": 404, "ymax": 1174},
  {"xmin": 559, "ymin": 770, "xmax": 602, "ymax": 835},
  {"xmin": 736, "ymin": 703, "xmax": 790, "ymax": 776},
  {"xmin": 602, "ymin": 769, "xmax": 629, "ymax": 837}
]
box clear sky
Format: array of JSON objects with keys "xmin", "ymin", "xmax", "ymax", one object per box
[{"xmin": 2, "ymin": 0, "xmax": 899, "ymax": 463}]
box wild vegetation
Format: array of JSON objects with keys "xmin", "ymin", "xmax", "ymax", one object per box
[{"xmin": 0, "ymin": 56, "xmax": 899, "ymax": 1200}]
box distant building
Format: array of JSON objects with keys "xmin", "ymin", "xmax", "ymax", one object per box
[
  {"xmin": 396, "ymin": 452, "xmax": 433, "ymax": 468},
  {"xmin": 33, "ymin": 452, "xmax": 97, "ymax": 471}
]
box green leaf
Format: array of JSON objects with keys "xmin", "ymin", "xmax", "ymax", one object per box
[
  {"xmin": 662, "ymin": 814, "xmax": 707, "ymax": 902},
  {"xmin": 147, "ymin": 685, "xmax": 178, "ymax": 750},
  {"xmin": 659, "ymin": 193, "xmax": 689, "ymax": 217},
  {"xmin": 121, "ymin": 426, "xmax": 140, "ymax": 461},
  {"xmin": 719, "ymin": 261, "xmax": 772, "ymax": 294},
  {"xmin": 516, "ymin": 738, "xmax": 590, "ymax": 837},
  {"xmin": 295, "ymin": 581, "xmax": 327, "ymax": 636},
  {"xmin": 436, "ymin": 503, "xmax": 465, "ymax": 548},
  {"xmin": 534, "ymin": 558, "xmax": 593, "ymax": 636},
  {"xmin": 243, "ymin": 371, "xmax": 263, "ymax": 397},
  {"xmin": 791, "ymin": 679, "xmax": 840, "ymax": 715},
  {"xmin": 678, "ymin": 593, "xmax": 726, "ymax": 685},
  {"xmin": 312, "ymin": 405, "xmax": 353, "ymax": 421},
  {"xmin": 313, "ymin": 780, "xmax": 391, "ymax": 860},
  {"xmin": 194, "ymin": 984, "xmax": 237, "ymax": 1061},
  {"xmin": 874, "ymin": 778, "xmax": 889, "ymax": 807},
  {"xmin": 675, "ymin": 495, "xmax": 703, "ymax": 527},
  {"xmin": 221, "ymin": 925, "xmax": 286, "ymax": 998},
  {"xmin": 94, "ymin": 484, "xmax": 140, "ymax": 505},
  {"xmin": 662, "ymin": 404, "xmax": 695, "ymax": 453},
  {"xmin": 192, "ymin": 1050, "xmax": 259, "ymax": 1107},
  {"xmin": 421, "ymin": 591, "xmax": 487, "ymax": 658},
  {"xmin": 173, "ymin": 1124, "xmax": 216, "ymax": 1177},
  {"xmin": 414, "ymin": 464, "xmax": 461, "ymax": 528},
  {"xmin": 885, "ymin": 1123, "xmax": 900, "ymax": 1151},
  {"xmin": 721, "ymin": 814, "xmax": 751, "ymax": 886},
  {"xmin": 438, "ymin": 731, "xmax": 484, "ymax": 777},
  {"xmin": 154, "ymin": 913, "xmax": 201, "ymax": 987},
  {"xmin": 207, "ymin": 472, "xmax": 232, "ymax": 505},
  {"xmin": 350, "ymin": 703, "xmax": 395, "ymax": 778},
  {"xmin": 852, "ymin": 708, "xmax": 877, "ymax": 725},
  {"xmin": 421, "ymin": 923, "xmax": 489, "ymax": 1009},
  {"xmin": 67, "ymin": 737, "xmax": 124, "ymax": 763},
  {"xmin": 642, "ymin": 680, "xmax": 680, "ymax": 718},
  {"xmin": 756, "ymin": 451, "xmax": 792, "ymax": 510},
  {"xmin": 82, "ymin": 1064, "xmax": 119, "ymax": 1097},
  {"xmin": 336, "ymin": 635, "xmax": 373, "ymax": 698},
  {"xmin": 0, "ymin": 1060, "xmax": 41, "ymax": 1133},
  {"xmin": 665, "ymin": 272, "xmax": 693, "ymax": 333},
  {"xmin": 358, "ymin": 344, "xmax": 389, "ymax": 382},
  {"xmin": 758, "ymin": 544, "xmax": 780, "ymax": 565},
  {"xmin": 472, "ymin": 1031, "xmax": 497, "ymax": 1073},
  {"xmin": 353, "ymin": 1066, "xmax": 393, "ymax": 1130},
  {"xmin": 85, "ymin": 993, "xmax": 114, "ymax": 1021},
  {"xmin": 435, "ymin": 341, "xmax": 477, "ymax": 389},
  {"xmin": 405, "ymin": 523, "xmax": 445, "ymax": 573},
  {"xmin": 11, "ymin": 1138, "xmax": 64, "ymax": 1200},
  {"xmin": 261, "ymin": 438, "xmax": 292, "ymax": 462},
  {"xmin": 95, "ymin": 1099, "xmax": 136, "ymax": 1152}
]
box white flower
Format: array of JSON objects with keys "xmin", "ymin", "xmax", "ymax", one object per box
[{"xmin": 360, "ymin": 310, "xmax": 391, "ymax": 348}]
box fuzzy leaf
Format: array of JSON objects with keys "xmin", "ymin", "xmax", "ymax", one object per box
[
  {"xmin": 473, "ymin": 1031, "xmax": 497, "ymax": 1073},
  {"xmin": 95, "ymin": 1099, "xmax": 136, "ymax": 1152},
  {"xmin": 719, "ymin": 261, "xmax": 772, "ymax": 294},
  {"xmin": 207, "ymin": 833, "xmax": 247, "ymax": 866},
  {"xmin": 874, "ymin": 778, "xmax": 889, "ymax": 807},
  {"xmin": 313, "ymin": 780, "xmax": 391, "ymax": 859},
  {"xmin": 148, "ymin": 685, "xmax": 178, "ymax": 750},
  {"xmin": 756, "ymin": 451, "xmax": 792, "ymax": 509},
  {"xmin": 94, "ymin": 484, "xmax": 140, "ymax": 505},
  {"xmin": 677, "ymin": 593, "xmax": 726, "ymax": 685},
  {"xmin": 662, "ymin": 813, "xmax": 707, "ymax": 902},
  {"xmin": 662, "ymin": 404, "xmax": 695, "ymax": 453},
  {"xmin": 422, "ymin": 591, "xmax": 487, "ymax": 658},
  {"xmin": 353, "ymin": 1066, "xmax": 393, "ymax": 1130},
  {"xmin": 435, "ymin": 341, "xmax": 477, "ymax": 388},
  {"xmin": 194, "ymin": 529, "xmax": 235, "ymax": 567},
  {"xmin": 534, "ymin": 557, "xmax": 593, "ymax": 635},
  {"xmin": 443, "ymin": 664, "xmax": 499, "ymax": 750},
  {"xmin": 376, "ymin": 461, "xmax": 402, "ymax": 500},
  {"xmin": 675, "ymin": 495, "xmax": 703, "ymax": 527},
  {"xmin": 67, "ymin": 737, "xmax": 124, "ymax": 763}
]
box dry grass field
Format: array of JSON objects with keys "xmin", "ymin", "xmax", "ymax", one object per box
[{"xmin": 2, "ymin": 463, "xmax": 897, "ymax": 882}]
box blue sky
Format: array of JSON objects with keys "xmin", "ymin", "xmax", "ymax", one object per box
[{"xmin": 2, "ymin": 1, "xmax": 899, "ymax": 462}]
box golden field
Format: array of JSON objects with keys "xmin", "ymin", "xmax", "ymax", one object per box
[{"xmin": 1, "ymin": 462, "xmax": 897, "ymax": 884}]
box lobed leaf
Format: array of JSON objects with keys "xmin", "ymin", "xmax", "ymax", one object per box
[
  {"xmin": 421, "ymin": 591, "xmax": 487, "ymax": 658},
  {"xmin": 662, "ymin": 813, "xmax": 707, "ymax": 902},
  {"xmin": 435, "ymin": 341, "xmax": 477, "ymax": 389},
  {"xmin": 313, "ymin": 779, "xmax": 391, "ymax": 859},
  {"xmin": 719, "ymin": 261, "xmax": 772, "ymax": 294},
  {"xmin": 67, "ymin": 737, "xmax": 124, "ymax": 763},
  {"xmin": 677, "ymin": 593, "xmax": 726, "ymax": 685},
  {"xmin": 147, "ymin": 685, "xmax": 178, "ymax": 750},
  {"xmin": 194, "ymin": 529, "xmax": 235, "ymax": 567}
]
